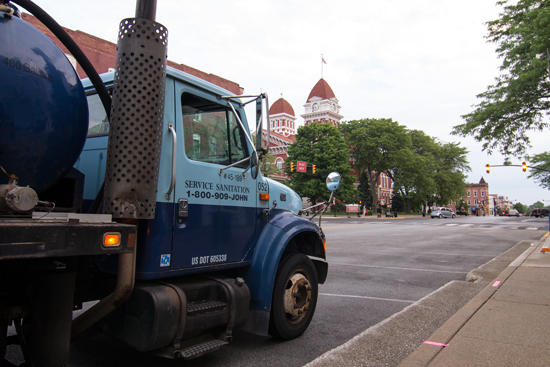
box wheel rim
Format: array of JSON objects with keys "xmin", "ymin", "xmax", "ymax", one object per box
[{"xmin": 282, "ymin": 273, "xmax": 312, "ymax": 324}]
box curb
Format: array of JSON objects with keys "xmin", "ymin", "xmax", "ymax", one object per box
[{"xmin": 397, "ymin": 239, "xmax": 542, "ymax": 367}]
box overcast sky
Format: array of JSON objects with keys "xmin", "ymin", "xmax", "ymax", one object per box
[{"xmin": 35, "ymin": 0, "xmax": 550, "ymax": 207}]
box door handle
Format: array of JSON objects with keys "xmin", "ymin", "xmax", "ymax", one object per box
[{"xmin": 165, "ymin": 123, "xmax": 177, "ymax": 200}]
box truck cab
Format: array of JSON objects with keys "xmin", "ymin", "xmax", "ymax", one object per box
[{"xmin": 75, "ymin": 67, "xmax": 329, "ymax": 358}]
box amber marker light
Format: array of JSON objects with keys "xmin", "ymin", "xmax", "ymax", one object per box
[
  {"xmin": 103, "ymin": 233, "xmax": 121, "ymax": 247},
  {"xmin": 259, "ymin": 193, "xmax": 270, "ymax": 201}
]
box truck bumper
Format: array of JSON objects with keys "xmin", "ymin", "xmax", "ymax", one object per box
[{"xmin": 0, "ymin": 219, "xmax": 136, "ymax": 260}]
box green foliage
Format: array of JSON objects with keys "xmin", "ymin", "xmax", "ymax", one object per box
[
  {"xmin": 527, "ymin": 201, "xmax": 547, "ymax": 213},
  {"xmin": 457, "ymin": 198, "xmax": 469, "ymax": 213},
  {"xmin": 526, "ymin": 152, "xmax": 550, "ymax": 189},
  {"xmin": 391, "ymin": 192, "xmax": 405, "ymax": 212},
  {"xmin": 285, "ymin": 122, "xmax": 355, "ymax": 204},
  {"xmin": 432, "ymin": 142, "xmax": 470, "ymax": 205},
  {"xmin": 357, "ymin": 171, "xmax": 373, "ymax": 209},
  {"xmin": 391, "ymin": 130, "xmax": 438, "ymax": 213},
  {"xmin": 453, "ymin": 0, "xmax": 550, "ymax": 156},
  {"xmin": 340, "ymin": 118, "xmax": 410, "ymax": 213},
  {"xmin": 252, "ymin": 134, "xmax": 281, "ymax": 177},
  {"xmin": 513, "ymin": 202, "xmax": 527, "ymax": 213}
]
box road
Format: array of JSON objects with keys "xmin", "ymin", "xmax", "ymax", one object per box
[{"xmin": 5, "ymin": 215, "xmax": 548, "ymax": 366}]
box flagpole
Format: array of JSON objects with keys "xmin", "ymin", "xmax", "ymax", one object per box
[{"xmin": 321, "ymin": 54, "xmax": 324, "ymax": 79}]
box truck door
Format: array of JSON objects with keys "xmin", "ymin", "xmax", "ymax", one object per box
[{"xmin": 171, "ymin": 81, "xmax": 257, "ymax": 270}]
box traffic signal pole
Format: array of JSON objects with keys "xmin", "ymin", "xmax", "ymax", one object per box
[{"xmin": 485, "ymin": 163, "xmax": 550, "ymax": 173}]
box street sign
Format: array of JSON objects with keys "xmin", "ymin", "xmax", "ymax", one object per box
[{"xmin": 297, "ymin": 161, "xmax": 307, "ymax": 172}]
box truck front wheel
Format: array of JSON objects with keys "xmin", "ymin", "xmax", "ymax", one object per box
[{"xmin": 269, "ymin": 253, "xmax": 318, "ymax": 340}]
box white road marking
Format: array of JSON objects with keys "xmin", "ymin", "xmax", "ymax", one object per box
[
  {"xmin": 445, "ymin": 223, "xmax": 458, "ymax": 227},
  {"xmin": 526, "ymin": 227, "xmax": 539, "ymax": 230},
  {"xmin": 319, "ymin": 293, "xmax": 414, "ymax": 304}
]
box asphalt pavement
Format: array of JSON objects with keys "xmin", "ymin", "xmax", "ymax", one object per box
[{"xmin": 306, "ymin": 216, "xmax": 550, "ymax": 367}]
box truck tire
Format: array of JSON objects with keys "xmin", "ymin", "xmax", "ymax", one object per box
[{"xmin": 269, "ymin": 253, "xmax": 318, "ymax": 340}]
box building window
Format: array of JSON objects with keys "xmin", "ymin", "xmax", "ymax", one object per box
[
  {"xmin": 474, "ymin": 191, "xmax": 477, "ymax": 197},
  {"xmin": 481, "ymin": 191, "xmax": 485, "ymax": 197},
  {"xmin": 467, "ymin": 191, "xmax": 470, "ymax": 197},
  {"xmin": 474, "ymin": 199, "xmax": 478, "ymax": 205},
  {"xmin": 276, "ymin": 158, "xmax": 283, "ymax": 170}
]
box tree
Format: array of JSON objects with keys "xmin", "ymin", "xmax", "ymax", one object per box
[
  {"xmin": 513, "ymin": 202, "xmax": 527, "ymax": 213},
  {"xmin": 285, "ymin": 122, "xmax": 355, "ymax": 205},
  {"xmin": 528, "ymin": 201, "xmax": 546, "ymax": 213},
  {"xmin": 432, "ymin": 142, "xmax": 470, "ymax": 206},
  {"xmin": 357, "ymin": 171, "xmax": 373, "ymax": 209},
  {"xmin": 457, "ymin": 198, "xmax": 469, "ymax": 214},
  {"xmin": 527, "ymin": 152, "xmax": 550, "ymax": 189},
  {"xmin": 340, "ymin": 118, "xmax": 411, "ymax": 214},
  {"xmin": 390, "ymin": 192, "xmax": 405, "ymax": 212},
  {"xmin": 453, "ymin": 0, "xmax": 550, "ymax": 156},
  {"xmin": 252, "ymin": 134, "xmax": 281, "ymax": 178},
  {"xmin": 391, "ymin": 130, "xmax": 438, "ymax": 213}
]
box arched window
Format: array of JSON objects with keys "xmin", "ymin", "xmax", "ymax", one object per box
[{"xmin": 276, "ymin": 158, "xmax": 284, "ymax": 170}]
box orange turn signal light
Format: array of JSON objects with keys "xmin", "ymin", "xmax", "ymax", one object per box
[
  {"xmin": 259, "ymin": 193, "xmax": 270, "ymax": 201},
  {"xmin": 103, "ymin": 233, "xmax": 121, "ymax": 247}
]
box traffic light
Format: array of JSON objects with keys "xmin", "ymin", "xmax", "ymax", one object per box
[
  {"xmin": 485, "ymin": 164, "xmax": 490, "ymax": 174},
  {"xmin": 522, "ymin": 162, "xmax": 527, "ymax": 172},
  {"xmin": 290, "ymin": 162, "xmax": 294, "ymax": 172},
  {"xmin": 312, "ymin": 165, "xmax": 316, "ymax": 174}
]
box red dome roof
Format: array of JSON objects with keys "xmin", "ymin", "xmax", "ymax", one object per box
[
  {"xmin": 269, "ymin": 97, "xmax": 295, "ymax": 116},
  {"xmin": 306, "ymin": 78, "xmax": 336, "ymax": 102}
]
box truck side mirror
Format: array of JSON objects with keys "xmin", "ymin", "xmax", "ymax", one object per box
[
  {"xmin": 326, "ymin": 172, "xmax": 341, "ymax": 192},
  {"xmin": 256, "ymin": 94, "xmax": 269, "ymax": 158}
]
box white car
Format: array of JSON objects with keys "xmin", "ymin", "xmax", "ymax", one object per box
[
  {"xmin": 431, "ymin": 207, "xmax": 456, "ymax": 219},
  {"xmin": 508, "ymin": 209, "xmax": 520, "ymax": 217}
]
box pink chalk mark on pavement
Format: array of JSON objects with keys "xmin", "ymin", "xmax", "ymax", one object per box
[
  {"xmin": 492, "ymin": 281, "xmax": 501, "ymax": 287},
  {"xmin": 423, "ymin": 341, "xmax": 449, "ymax": 347}
]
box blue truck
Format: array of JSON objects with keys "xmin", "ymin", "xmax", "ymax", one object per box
[{"xmin": 0, "ymin": 1, "xmax": 340, "ymax": 365}]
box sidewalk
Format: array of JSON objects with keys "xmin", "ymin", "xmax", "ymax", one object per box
[
  {"xmin": 304, "ymin": 234, "xmax": 550, "ymax": 367},
  {"xmin": 398, "ymin": 234, "xmax": 550, "ymax": 367}
]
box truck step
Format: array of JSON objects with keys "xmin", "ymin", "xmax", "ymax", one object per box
[
  {"xmin": 187, "ymin": 300, "xmax": 227, "ymax": 315},
  {"xmin": 179, "ymin": 339, "xmax": 228, "ymax": 359}
]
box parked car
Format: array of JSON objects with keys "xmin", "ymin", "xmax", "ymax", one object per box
[
  {"xmin": 508, "ymin": 209, "xmax": 520, "ymax": 217},
  {"xmin": 530, "ymin": 208, "xmax": 550, "ymax": 218},
  {"xmin": 499, "ymin": 210, "xmax": 509, "ymax": 216},
  {"xmin": 431, "ymin": 207, "xmax": 456, "ymax": 219}
]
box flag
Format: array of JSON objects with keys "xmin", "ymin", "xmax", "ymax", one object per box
[{"xmin": 322, "ymin": 56, "xmax": 327, "ymax": 64}]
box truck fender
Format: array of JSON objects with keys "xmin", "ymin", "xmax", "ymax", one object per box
[
  {"xmin": 243, "ymin": 210, "xmax": 325, "ymax": 313},
  {"xmin": 239, "ymin": 211, "xmax": 326, "ymax": 336}
]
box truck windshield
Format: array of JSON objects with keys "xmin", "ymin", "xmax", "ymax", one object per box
[{"xmin": 181, "ymin": 93, "xmax": 248, "ymax": 166}]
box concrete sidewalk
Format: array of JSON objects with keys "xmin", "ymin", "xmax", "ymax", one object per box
[
  {"xmin": 397, "ymin": 234, "xmax": 550, "ymax": 367},
  {"xmin": 305, "ymin": 235, "xmax": 550, "ymax": 367}
]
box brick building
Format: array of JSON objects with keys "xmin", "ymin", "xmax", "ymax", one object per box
[
  {"xmin": 22, "ymin": 13, "xmax": 242, "ymax": 95},
  {"xmin": 448, "ymin": 177, "xmax": 490, "ymax": 216}
]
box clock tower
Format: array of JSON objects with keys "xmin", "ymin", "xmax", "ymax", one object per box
[{"xmin": 301, "ymin": 78, "xmax": 343, "ymax": 127}]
